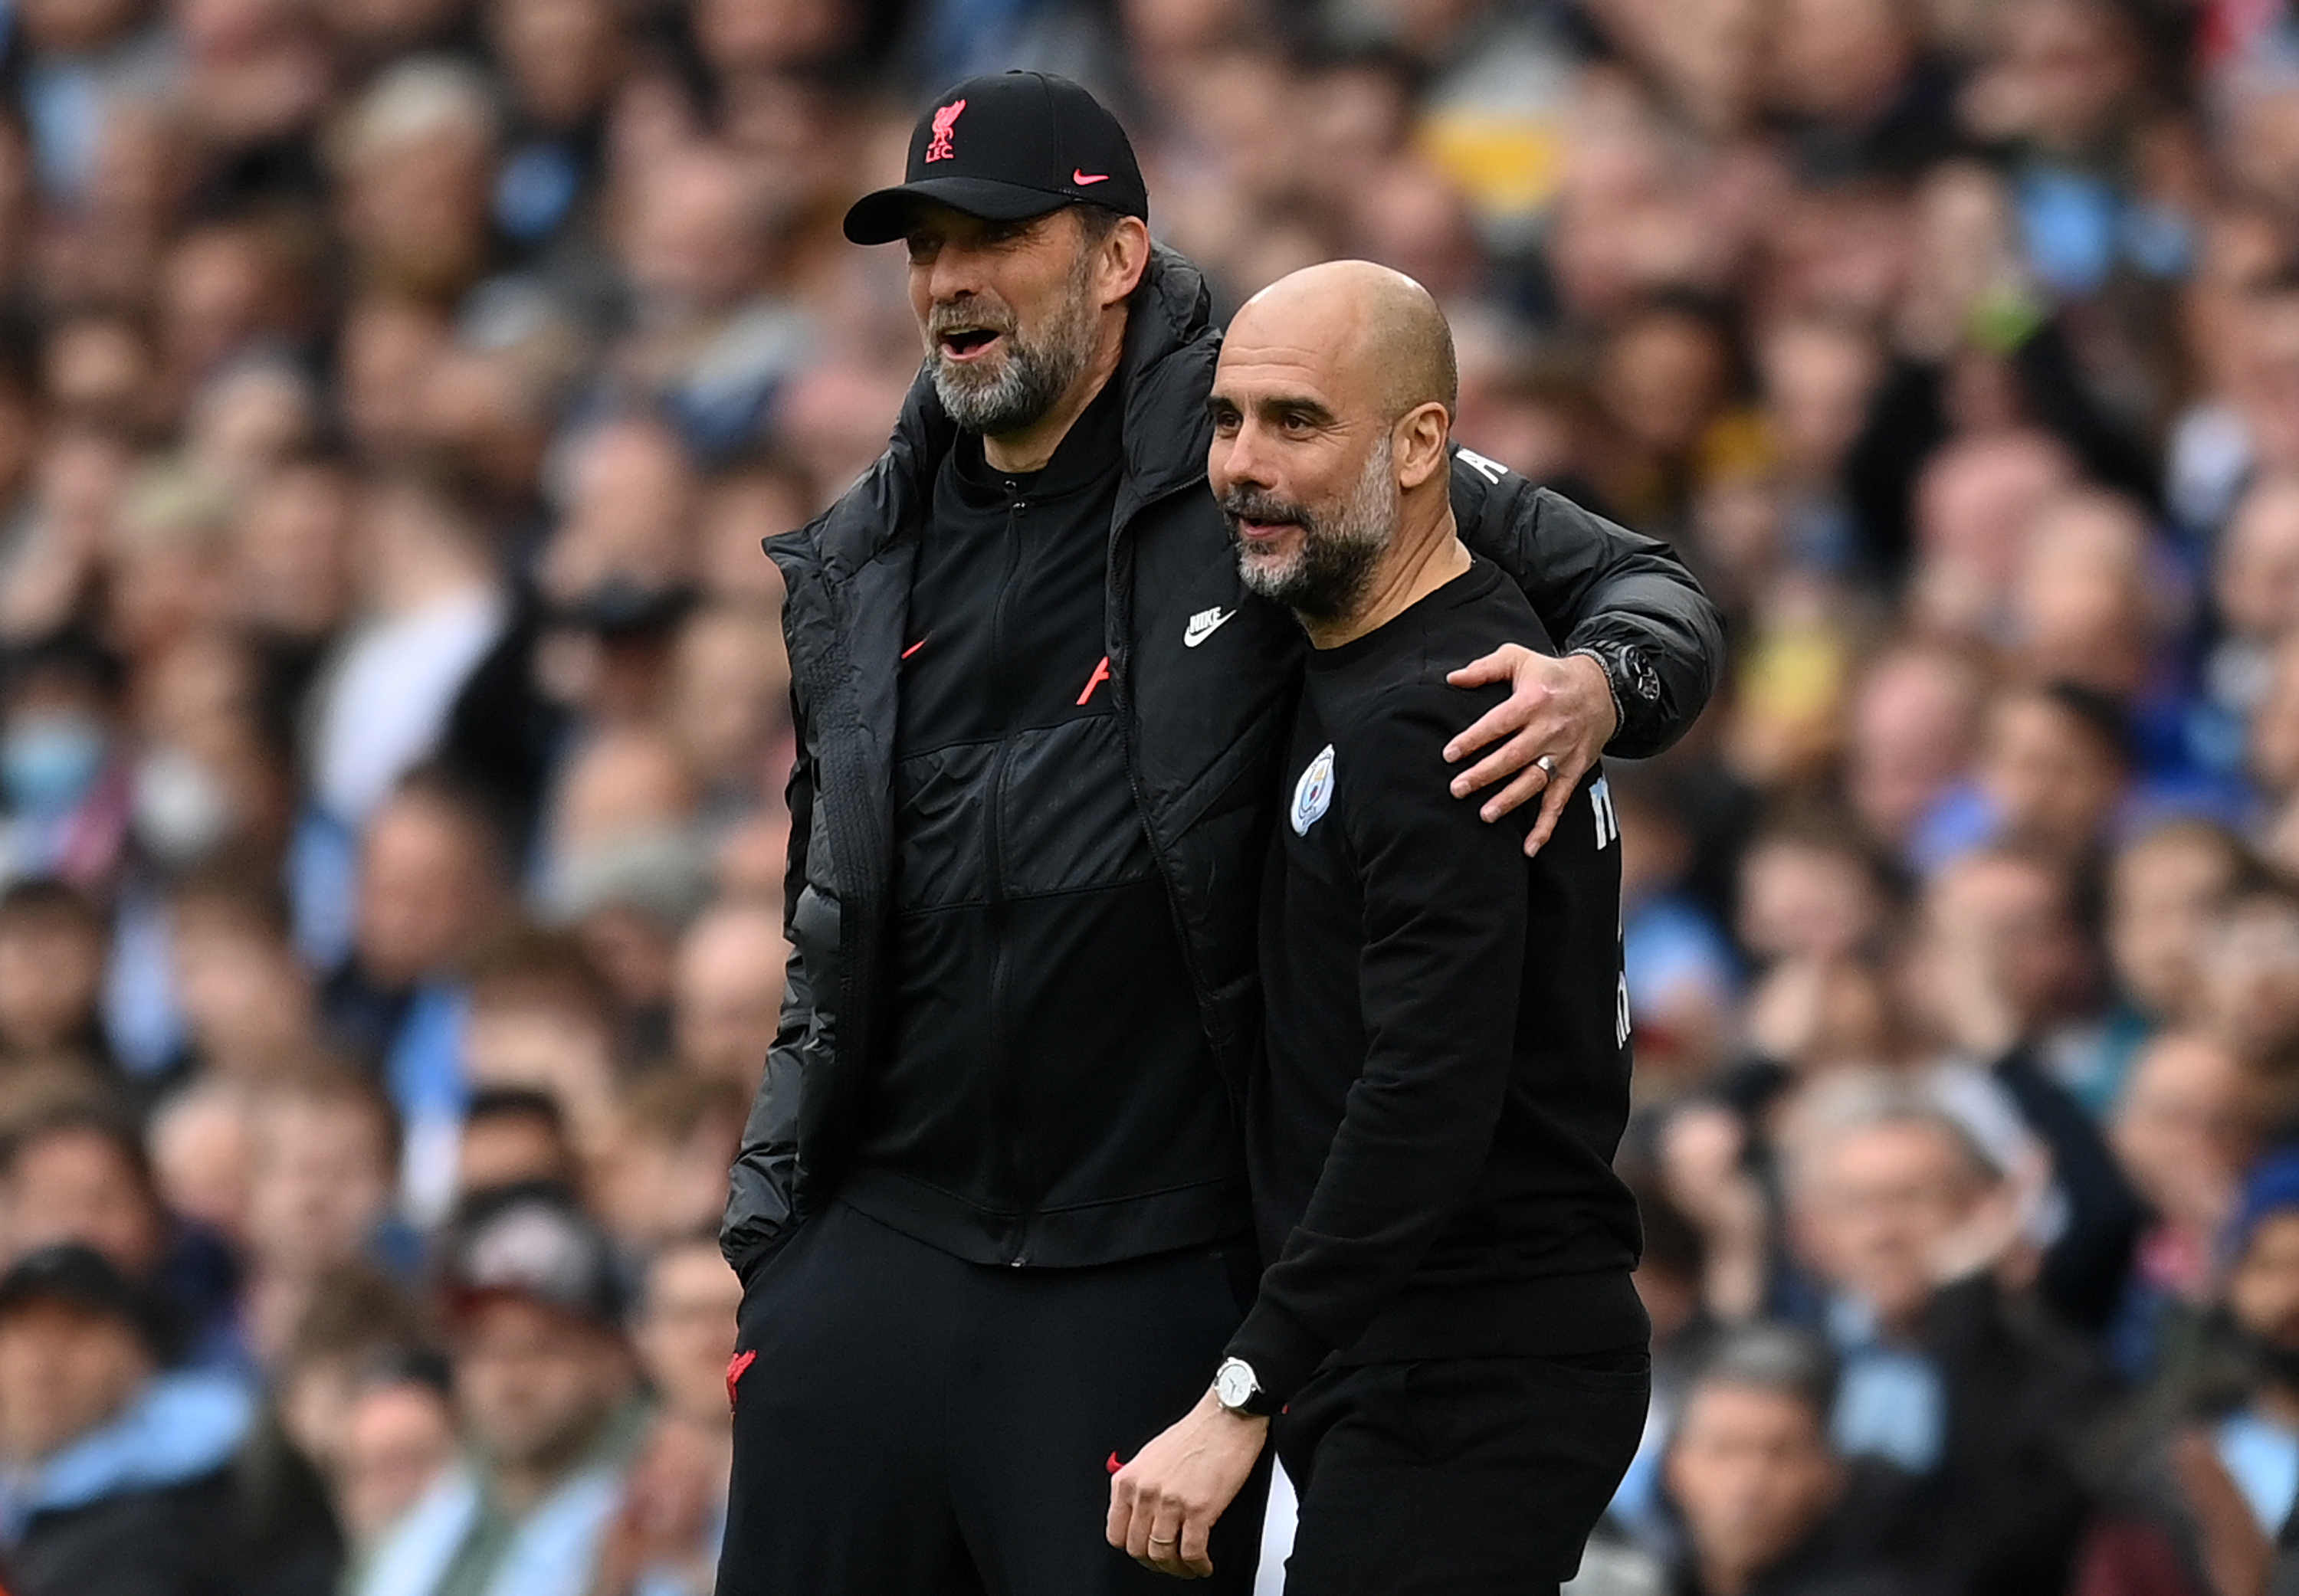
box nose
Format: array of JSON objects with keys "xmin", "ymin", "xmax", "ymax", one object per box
[
  {"xmin": 926, "ymin": 241, "xmax": 984, "ymax": 308},
  {"xmin": 1211, "ymin": 415, "xmax": 1273, "ymax": 498}
]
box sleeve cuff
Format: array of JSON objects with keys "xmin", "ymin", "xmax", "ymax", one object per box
[{"xmin": 1222, "ymin": 1297, "xmax": 1331, "ymax": 1408}]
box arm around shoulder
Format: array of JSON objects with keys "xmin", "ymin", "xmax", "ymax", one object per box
[{"xmin": 1452, "ymin": 455, "xmax": 1725, "ymax": 759}]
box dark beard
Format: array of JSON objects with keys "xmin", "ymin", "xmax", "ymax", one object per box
[
  {"xmin": 926, "ymin": 251, "xmax": 1099, "ymax": 438},
  {"xmin": 1221, "ymin": 441, "xmax": 1397, "ymax": 622},
  {"xmin": 1222, "ymin": 487, "xmax": 1384, "ymax": 620}
]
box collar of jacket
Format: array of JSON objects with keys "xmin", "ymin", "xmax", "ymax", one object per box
[{"xmin": 792, "ymin": 241, "xmax": 1218, "ymax": 583}]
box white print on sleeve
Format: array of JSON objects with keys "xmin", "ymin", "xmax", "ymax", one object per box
[{"xmin": 1456, "ymin": 447, "xmax": 1509, "ymax": 485}]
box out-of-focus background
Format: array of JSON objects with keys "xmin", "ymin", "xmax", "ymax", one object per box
[{"xmin": 0, "ymin": 0, "xmax": 2296, "ymax": 1593}]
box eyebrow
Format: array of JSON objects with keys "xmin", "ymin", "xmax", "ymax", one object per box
[{"xmin": 1205, "ymin": 392, "xmax": 1338, "ymax": 426}]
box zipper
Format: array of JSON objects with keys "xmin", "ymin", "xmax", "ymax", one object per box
[
  {"xmin": 987, "ymin": 481, "xmax": 1032, "ymax": 1264},
  {"xmin": 1105, "ymin": 492, "xmax": 1236, "ymax": 1106}
]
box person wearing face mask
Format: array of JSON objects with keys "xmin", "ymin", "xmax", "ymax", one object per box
[
  {"xmin": 0, "ymin": 631, "xmax": 130, "ymax": 891},
  {"xmin": 130, "ymin": 742, "xmax": 240, "ymax": 872}
]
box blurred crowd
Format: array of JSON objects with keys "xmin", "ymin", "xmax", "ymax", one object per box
[{"xmin": 3, "ymin": 0, "xmax": 2299, "ymax": 1593}]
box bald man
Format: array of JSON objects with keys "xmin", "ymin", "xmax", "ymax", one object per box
[{"xmin": 1109, "ymin": 265, "xmax": 1648, "ymax": 1592}]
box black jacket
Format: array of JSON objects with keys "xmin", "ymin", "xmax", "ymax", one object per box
[
  {"xmin": 9, "ymin": 1467, "xmax": 234, "ymax": 1596},
  {"xmin": 1907, "ymin": 1273, "xmax": 2120, "ymax": 1596},
  {"xmin": 1672, "ymin": 1460, "xmax": 1932, "ymax": 1596},
  {"xmin": 720, "ymin": 244, "xmax": 1725, "ymax": 1281}
]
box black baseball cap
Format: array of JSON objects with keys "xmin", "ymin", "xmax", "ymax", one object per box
[
  {"xmin": 842, "ymin": 70, "xmax": 1148, "ymax": 246},
  {"xmin": 0, "ymin": 1243, "xmax": 162, "ymax": 1349}
]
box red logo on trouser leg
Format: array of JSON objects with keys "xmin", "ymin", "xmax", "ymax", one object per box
[{"xmin": 726, "ymin": 1349, "xmax": 757, "ymax": 1414}]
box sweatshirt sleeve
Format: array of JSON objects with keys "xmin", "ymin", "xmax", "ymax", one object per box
[{"xmin": 1223, "ymin": 686, "xmax": 1532, "ymax": 1401}]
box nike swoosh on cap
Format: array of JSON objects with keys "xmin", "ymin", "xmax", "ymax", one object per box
[{"xmin": 1074, "ymin": 169, "xmax": 1111, "ymax": 185}]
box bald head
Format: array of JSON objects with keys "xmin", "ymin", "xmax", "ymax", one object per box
[
  {"xmin": 1231, "ymin": 260, "xmax": 1458, "ymax": 425},
  {"xmin": 1209, "ymin": 261, "xmax": 1468, "ymax": 630}
]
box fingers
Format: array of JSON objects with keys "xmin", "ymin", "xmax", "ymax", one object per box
[
  {"xmin": 1449, "ymin": 725, "xmax": 1547, "ymax": 804},
  {"xmin": 1521, "ymin": 758, "xmax": 1585, "ymax": 856},
  {"xmin": 1134, "ymin": 1503, "xmax": 1190, "ymax": 1577},
  {"xmin": 1443, "ymin": 697, "xmax": 1528, "ymax": 769},
  {"xmin": 1111, "ymin": 1470, "xmax": 1216, "ymax": 1579},
  {"xmin": 1115, "ymin": 1470, "xmax": 1169, "ymax": 1567},
  {"xmin": 1106, "ymin": 1476, "xmax": 1132, "ymax": 1553},
  {"xmin": 1120, "ymin": 1486, "xmax": 1157, "ymax": 1561},
  {"xmin": 1179, "ymin": 1515, "xmax": 1216, "ymax": 1578},
  {"xmin": 1442, "ymin": 643, "xmax": 1524, "ymax": 694}
]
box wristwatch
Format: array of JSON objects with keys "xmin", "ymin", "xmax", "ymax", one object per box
[
  {"xmin": 1214, "ymin": 1357, "xmax": 1276, "ymax": 1417},
  {"xmin": 1569, "ymin": 641, "xmax": 1660, "ymax": 745}
]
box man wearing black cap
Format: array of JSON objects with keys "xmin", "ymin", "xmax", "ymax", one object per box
[
  {"xmin": 351, "ymin": 1188, "xmax": 646, "ymax": 1596},
  {"xmin": 0, "ymin": 1243, "xmax": 254, "ymax": 1596},
  {"xmin": 718, "ymin": 70, "xmax": 1722, "ymax": 1594}
]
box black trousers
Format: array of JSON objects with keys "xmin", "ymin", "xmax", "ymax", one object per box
[
  {"xmin": 715, "ymin": 1200, "xmax": 1271, "ymax": 1596},
  {"xmin": 1276, "ymin": 1352, "xmax": 1650, "ymax": 1596}
]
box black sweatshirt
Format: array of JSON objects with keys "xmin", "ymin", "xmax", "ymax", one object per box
[
  {"xmin": 844, "ymin": 382, "xmax": 1245, "ymax": 1267},
  {"xmin": 1225, "ymin": 558, "xmax": 1645, "ymax": 1402}
]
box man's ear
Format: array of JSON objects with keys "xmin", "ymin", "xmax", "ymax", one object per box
[
  {"xmin": 1100, "ymin": 216, "xmax": 1153, "ymax": 308},
  {"xmin": 1394, "ymin": 401, "xmax": 1452, "ymax": 491}
]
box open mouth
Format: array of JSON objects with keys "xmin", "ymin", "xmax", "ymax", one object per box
[
  {"xmin": 1231, "ymin": 513, "xmax": 1302, "ymax": 542},
  {"xmin": 939, "ymin": 328, "xmax": 1002, "ymax": 361}
]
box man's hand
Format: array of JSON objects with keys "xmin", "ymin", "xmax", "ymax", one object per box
[
  {"xmin": 1106, "ymin": 1388, "xmax": 1269, "ymax": 1578},
  {"xmin": 1443, "ymin": 647, "xmax": 1617, "ymax": 856}
]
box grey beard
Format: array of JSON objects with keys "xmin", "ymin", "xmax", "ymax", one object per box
[
  {"xmin": 927, "ymin": 258, "xmax": 1100, "ymax": 438},
  {"xmin": 1228, "ymin": 439, "xmax": 1399, "ymax": 622}
]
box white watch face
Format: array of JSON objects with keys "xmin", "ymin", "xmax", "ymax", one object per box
[{"xmin": 1216, "ymin": 1359, "xmax": 1258, "ymax": 1410}]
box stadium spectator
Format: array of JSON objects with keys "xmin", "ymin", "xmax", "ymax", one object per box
[
  {"xmin": 2107, "ymin": 1031, "xmax": 2268, "ymax": 1377},
  {"xmin": 0, "ymin": 1099, "xmax": 243, "ymax": 1371},
  {"xmin": 456, "ymin": 1084, "xmax": 578, "ymax": 1200},
  {"xmin": 349, "ymin": 1188, "xmax": 642, "ymax": 1596},
  {"xmin": 1904, "ymin": 844, "xmax": 2146, "ymax": 1333},
  {"xmin": 147, "ymin": 1078, "xmax": 251, "ymax": 1244},
  {"xmin": 2107, "ymin": 823, "xmax": 2258, "ymax": 1056},
  {"xmin": 334, "ymin": 1361, "xmax": 458, "ymax": 1551},
  {"xmin": 164, "ymin": 868, "xmax": 321, "ymax": 1086},
  {"xmin": 587, "ymin": 1070, "xmax": 742, "ymax": 1262},
  {"xmin": 459, "ymin": 926, "xmax": 622, "ymax": 1159},
  {"xmin": 238, "ymin": 1069, "xmax": 408, "ymax": 1366},
  {"xmin": 1663, "ymin": 1325, "xmax": 1924, "ymax": 1596},
  {"xmin": 669, "ymin": 900, "xmax": 784, "ymax": 1096},
  {"xmin": 321, "ymin": 770, "xmax": 510, "ymax": 1221},
  {"xmin": 0, "ymin": 631, "xmax": 130, "ymax": 891},
  {"xmin": 0, "ymin": 1243, "xmax": 252, "ymax": 1596},
  {"xmin": 1842, "ymin": 645, "xmax": 1986, "ymax": 862},
  {"xmin": 1779, "ymin": 1075, "xmax": 2116, "ymax": 1596},
  {"xmin": 0, "ymin": 877, "xmax": 112, "ymax": 1067},
  {"xmin": 2078, "ymin": 1149, "xmax": 2299, "ymax": 1596},
  {"xmin": 590, "ymin": 1231, "xmax": 741, "ymax": 1596}
]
